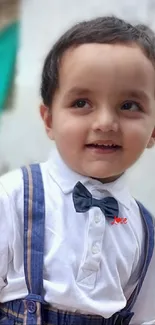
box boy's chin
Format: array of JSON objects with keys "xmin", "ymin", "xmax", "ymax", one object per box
[{"xmin": 91, "ymin": 173, "xmax": 123, "ymax": 184}]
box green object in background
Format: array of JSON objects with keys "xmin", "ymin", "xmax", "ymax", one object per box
[{"xmin": 0, "ymin": 22, "xmax": 19, "ymax": 113}]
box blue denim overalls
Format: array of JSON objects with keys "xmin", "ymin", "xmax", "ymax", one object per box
[{"xmin": 0, "ymin": 164, "xmax": 154, "ymax": 325}]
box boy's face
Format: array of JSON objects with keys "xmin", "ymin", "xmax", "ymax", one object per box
[{"xmin": 41, "ymin": 43, "xmax": 155, "ymax": 181}]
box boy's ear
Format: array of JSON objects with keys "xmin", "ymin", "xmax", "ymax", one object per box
[
  {"xmin": 40, "ymin": 104, "xmax": 54, "ymax": 140},
  {"xmin": 147, "ymin": 128, "xmax": 155, "ymax": 148}
]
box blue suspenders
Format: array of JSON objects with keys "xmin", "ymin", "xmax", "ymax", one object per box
[
  {"xmin": 114, "ymin": 201, "xmax": 154, "ymax": 325},
  {"xmin": 22, "ymin": 164, "xmax": 46, "ymax": 325},
  {"xmin": 0, "ymin": 164, "xmax": 154, "ymax": 325}
]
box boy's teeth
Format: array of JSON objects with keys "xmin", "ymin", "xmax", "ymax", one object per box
[{"xmin": 94, "ymin": 143, "xmax": 116, "ymax": 147}]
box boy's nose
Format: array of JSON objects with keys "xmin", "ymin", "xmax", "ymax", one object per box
[{"xmin": 92, "ymin": 108, "xmax": 119, "ymax": 133}]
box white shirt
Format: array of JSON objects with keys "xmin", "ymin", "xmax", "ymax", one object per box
[{"xmin": 0, "ymin": 147, "xmax": 154, "ymax": 324}]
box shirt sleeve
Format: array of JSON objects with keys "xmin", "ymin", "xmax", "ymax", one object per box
[
  {"xmin": 130, "ymin": 234, "xmax": 155, "ymax": 325},
  {"xmin": 0, "ymin": 183, "xmax": 12, "ymax": 295}
]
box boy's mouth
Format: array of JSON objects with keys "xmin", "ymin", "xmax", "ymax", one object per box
[{"xmin": 85, "ymin": 141, "xmax": 122, "ymax": 153}]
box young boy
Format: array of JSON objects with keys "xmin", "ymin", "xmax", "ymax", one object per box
[{"xmin": 0, "ymin": 16, "xmax": 155, "ymax": 325}]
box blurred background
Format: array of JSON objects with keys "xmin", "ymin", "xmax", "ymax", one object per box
[{"xmin": 0, "ymin": 0, "xmax": 155, "ymax": 213}]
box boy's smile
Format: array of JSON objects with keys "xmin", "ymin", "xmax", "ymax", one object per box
[{"xmin": 41, "ymin": 43, "xmax": 155, "ymax": 181}]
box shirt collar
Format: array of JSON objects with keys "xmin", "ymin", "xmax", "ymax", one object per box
[{"xmin": 47, "ymin": 146, "xmax": 131, "ymax": 210}]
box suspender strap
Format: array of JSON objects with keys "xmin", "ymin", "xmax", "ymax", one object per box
[
  {"xmin": 21, "ymin": 164, "xmax": 45, "ymax": 325},
  {"xmin": 118, "ymin": 200, "xmax": 154, "ymax": 322}
]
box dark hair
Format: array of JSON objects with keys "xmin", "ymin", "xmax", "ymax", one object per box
[{"xmin": 41, "ymin": 16, "xmax": 155, "ymax": 107}]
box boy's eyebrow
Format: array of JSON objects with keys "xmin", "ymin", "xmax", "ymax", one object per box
[
  {"xmin": 120, "ymin": 90, "xmax": 150, "ymax": 102},
  {"xmin": 65, "ymin": 87, "xmax": 92, "ymax": 97}
]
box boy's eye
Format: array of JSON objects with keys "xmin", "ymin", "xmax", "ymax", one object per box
[
  {"xmin": 72, "ymin": 99, "xmax": 90, "ymax": 109},
  {"xmin": 121, "ymin": 101, "xmax": 141, "ymax": 111}
]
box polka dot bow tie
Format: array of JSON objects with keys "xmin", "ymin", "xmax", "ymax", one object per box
[{"xmin": 73, "ymin": 181, "xmax": 119, "ymax": 219}]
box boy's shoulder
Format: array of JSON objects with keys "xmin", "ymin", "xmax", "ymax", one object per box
[
  {"xmin": 0, "ymin": 167, "xmax": 23, "ymax": 199},
  {"xmin": 0, "ymin": 161, "xmax": 51, "ymax": 200}
]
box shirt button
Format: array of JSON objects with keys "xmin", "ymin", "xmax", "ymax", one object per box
[
  {"xmin": 92, "ymin": 244, "xmax": 100, "ymax": 254},
  {"xmin": 94, "ymin": 214, "xmax": 101, "ymax": 223},
  {"xmin": 26, "ymin": 300, "xmax": 36, "ymax": 314}
]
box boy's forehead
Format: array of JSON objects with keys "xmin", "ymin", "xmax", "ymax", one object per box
[{"xmin": 59, "ymin": 43, "xmax": 155, "ymax": 96}]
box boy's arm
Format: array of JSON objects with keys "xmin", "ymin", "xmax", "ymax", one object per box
[
  {"xmin": 130, "ymin": 242, "xmax": 155, "ymax": 325},
  {"xmin": 0, "ymin": 183, "xmax": 12, "ymax": 296}
]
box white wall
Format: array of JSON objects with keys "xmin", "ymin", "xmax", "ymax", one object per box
[{"xmin": 0, "ymin": 0, "xmax": 155, "ymax": 213}]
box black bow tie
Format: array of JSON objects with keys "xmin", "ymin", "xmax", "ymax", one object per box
[{"xmin": 73, "ymin": 182, "xmax": 119, "ymax": 219}]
